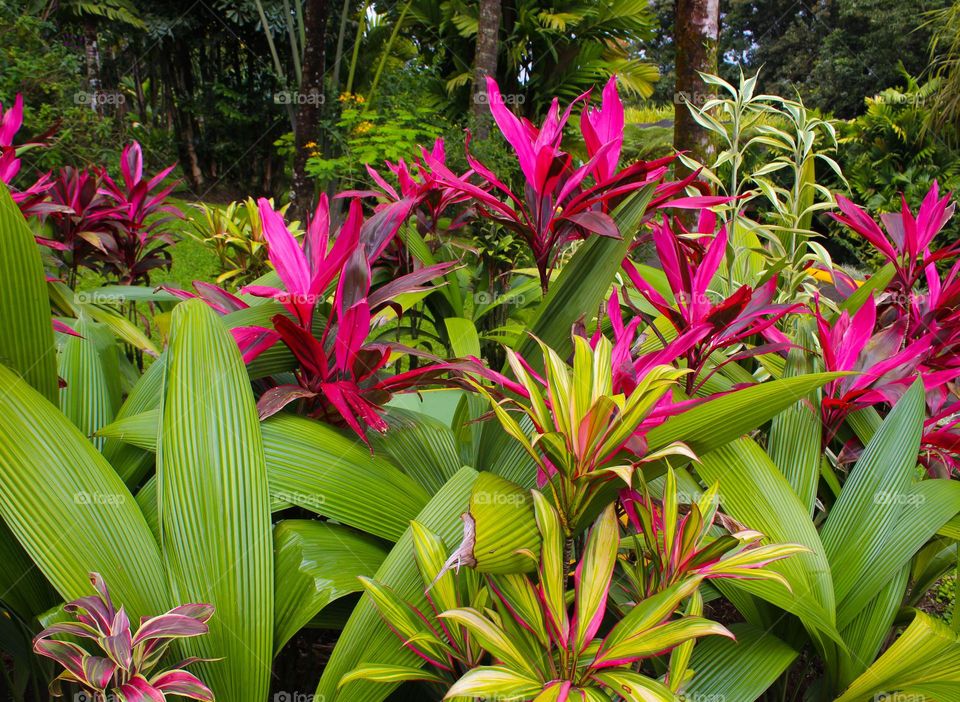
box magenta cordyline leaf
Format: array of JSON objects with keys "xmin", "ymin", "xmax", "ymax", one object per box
[
  {"xmin": 0, "ymin": 93, "xmax": 23, "ymax": 146},
  {"xmin": 132, "ymin": 613, "xmax": 210, "ymax": 647},
  {"xmin": 34, "ymin": 639, "xmax": 88, "ymax": 681},
  {"xmin": 581, "ymin": 76, "xmax": 624, "ymax": 183},
  {"xmin": 833, "ymin": 182, "xmax": 957, "ymax": 292},
  {"xmin": 102, "ymin": 607, "xmax": 133, "ymax": 670},
  {"xmin": 151, "ymin": 670, "xmax": 216, "ymax": 701},
  {"xmin": 624, "ymin": 215, "xmax": 798, "ymax": 393},
  {"xmin": 117, "ymin": 673, "xmax": 165, "ymax": 701},
  {"xmin": 83, "ymin": 655, "xmax": 118, "ymax": 691}
]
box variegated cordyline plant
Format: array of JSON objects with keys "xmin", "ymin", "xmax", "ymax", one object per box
[
  {"xmin": 33, "ymin": 573, "xmax": 215, "ymax": 701},
  {"xmin": 345, "ymin": 471, "xmax": 803, "ymax": 700}
]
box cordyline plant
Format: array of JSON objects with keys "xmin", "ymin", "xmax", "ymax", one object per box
[
  {"xmin": 232, "ymin": 195, "xmax": 472, "ymax": 442},
  {"xmin": 94, "ymin": 142, "xmax": 182, "ymax": 285},
  {"xmin": 620, "ymin": 467, "xmax": 807, "ymax": 601},
  {"xmin": 33, "ymin": 573, "xmax": 215, "ymax": 701},
  {"xmin": 417, "ymin": 76, "xmax": 723, "ymax": 293},
  {"xmin": 624, "ymin": 212, "xmax": 798, "ymax": 395},
  {"xmin": 0, "ymin": 93, "xmax": 57, "ymax": 218},
  {"xmin": 833, "ymin": 181, "xmax": 956, "ymax": 297},
  {"xmin": 347, "ymin": 493, "xmax": 737, "ymax": 701},
  {"xmin": 474, "ymin": 335, "xmax": 692, "ymax": 534},
  {"xmin": 442, "ymin": 497, "xmax": 733, "ymax": 701},
  {"xmin": 35, "ymin": 167, "xmax": 118, "ymax": 286},
  {"xmin": 338, "ymin": 521, "xmax": 489, "ymax": 693}
]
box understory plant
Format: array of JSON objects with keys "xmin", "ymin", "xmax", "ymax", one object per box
[{"xmin": 33, "ymin": 573, "xmax": 215, "ymax": 701}]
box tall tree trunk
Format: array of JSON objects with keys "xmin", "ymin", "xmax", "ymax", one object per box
[
  {"xmin": 673, "ymin": 0, "xmax": 720, "ymax": 179},
  {"xmin": 292, "ymin": 0, "xmax": 329, "ymax": 221},
  {"xmin": 471, "ymin": 0, "xmax": 502, "ymax": 139},
  {"xmin": 83, "ymin": 17, "xmax": 102, "ymax": 115}
]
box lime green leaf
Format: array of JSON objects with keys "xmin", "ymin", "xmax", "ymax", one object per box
[
  {"xmin": 316, "ymin": 467, "xmax": 478, "ymax": 702},
  {"xmin": 686, "ymin": 623, "xmax": 798, "ymax": 701},
  {"xmin": 834, "ymin": 611, "xmax": 960, "ymax": 702},
  {"xmin": 0, "ymin": 363, "xmax": 169, "ymax": 622},
  {"xmin": 0, "ymin": 183, "xmax": 57, "ymax": 402},
  {"xmin": 274, "ymin": 520, "xmax": 388, "ymax": 653},
  {"xmin": 158, "ymin": 299, "xmax": 273, "ymax": 702},
  {"xmin": 444, "ymin": 665, "xmax": 542, "ymax": 700}
]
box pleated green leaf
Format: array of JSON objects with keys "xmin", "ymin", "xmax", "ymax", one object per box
[
  {"xmin": 837, "ymin": 566, "xmax": 909, "ymax": 687},
  {"xmin": 273, "ymin": 520, "xmax": 389, "ymax": 653},
  {"xmin": 697, "ymin": 438, "xmax": 841, "ymax": 648},
  {"xmin": 371, "ymin": 409, "xmax": 463, "ymax": 495},
  {"xmin": 158, "ymin": 299, "xmax": 273, "ymax": 702},
  {"xmin": 0, "ymin": 363, "xmax": 169, "ymax": 622},
  {"xmin": 0, "ymin": 183, "xmax": 57, "ymax": 403},
  {"xmin": 58, "ymin": 315, "xmax": 117, "ymax": 452},
  {"xmin": 102, "ymin": 355, "xmax": 166, "ymax": 486},
  {"xmin": 646, "ymin": 372, "xmax": 843, "ymax": 456},
  {"xmin": 834, "ymin": 610, "xmax": 960, "ymax": 702},
  {"xmin": 818, "ymin": 382, "xmax": 960, "ymax": 628},
  {"xmin": 316, "ymin": 466, "xmax": 478, "ymax": 702},
  {"xmin": 686, "ymin": 623, "xmax": 798, "ymax": 701},
  {"xmin": 107, "ymin": 408, "xmax": 429, "ymax": 543},
  {"xmin": 767, "ymin": 348, "xmax": 822, "ymax": 515}
]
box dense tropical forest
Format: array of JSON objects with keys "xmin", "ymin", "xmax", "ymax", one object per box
[{"xmin": 2, "ymin": 0, "xmax": 960, "ymax": 700}]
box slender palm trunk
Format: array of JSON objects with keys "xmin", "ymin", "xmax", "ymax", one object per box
[
  {"xmin": 292, "ymin": 0, "xmax": 329, "ymax": 221},
  {"xmin": 471, "ymin": 0, "xmax": 502, "ymax": 139},
  {"xmin": 673, "ymin": 0, "xmax": 720, "ymax": 178}
]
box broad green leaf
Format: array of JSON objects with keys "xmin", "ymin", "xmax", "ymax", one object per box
[
  {"xmin": 767, "ymin": 347, "xmax": 821, "ymax": 515},
  {"xmin": 697, "ymin": 438, "xmax": 841, "ymax": 650},
  {"xmin": 0, "ymin": 363, "xmax": 169, "ymax": 621},
  {"xmin": 834, "ymin": 610, "xmax": 960, "ymax": 702},
  {"xmin": 372, "ymin": 409, "xmax": 463, "ymax": 495},
  {"xmin": 273, "ymin": 520, "xmax": 388, "ymax": 653},
  {"xmin": 0, "ymin": 183, "xmax": 57, "ymax": 402},
  {"xmin": 316, "ymin": 466, "xmax": 477, "ymax": 702},
  {"xmin": 819, "ymin": 382, "xmax": 958, "ymax": 628},
  {"xmin": 101, "ymin": 356, "xmax": 166, "ymax": 486},
  {"xmin": 838, "ymin": 566, "xmax": 908, "ymax": 686},
  {"xmin": 686, "ymin": 623, "xmax": 798, "ymax": 701},
  {"xmin": 101, "ymin": 410, "xmax": 429, "ymax": 542},
  {"xmin": 58, "ymin": 315, "xmax": 117, "ymax": 452},
  {"xmin": 158, "ymin": 299, "xmax": 273, "ymax": 702},
  {"xmin": 646, "ymin": 373, "xmax": 843, "ymax": 456},
  {"xmin": 470, "ymin": 473, "xmax": 539, "ymax": 573},
  {"xmin": 444, "ymin": 317, "xmax": 481, "ymax": 358}
]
